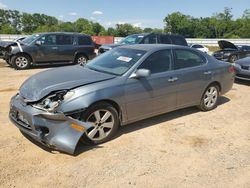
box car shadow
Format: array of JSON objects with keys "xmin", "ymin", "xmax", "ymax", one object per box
[
  {"xmin": 235, "ymin": 79, "xmax": 250, "ymax": 86},
  {"xmin": 20, "ymin": 96, "xmax": 230, "ymax": 156}
]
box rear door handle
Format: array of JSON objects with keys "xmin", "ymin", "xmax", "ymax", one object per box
[
  {"xmin": 51, "ymin": 47, "xmax": 58, "ymax": 50},
  {"xmin": 168, "ymin": 77, "xmax": 178, "ymax": 82},
  {"xmin": 204, "ymin": 71, "xmax": 212, "ymax": 75}
]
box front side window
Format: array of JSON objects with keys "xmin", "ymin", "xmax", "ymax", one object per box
[
  {"xmin": 138, "ymin": 50, "xmax": 171, "ymax": 74},
  {"xmin": 86, "ymin": 48, "xmax": 146, "ymax": 76},
  {"xmin": 39, "ymin": 34, "xmax": 57, "ymax": 45},
  {"xmin": 22, "ymin": 34, "xmax": 41, "ymax": 44},
  {"xmin": 173, "ymin": 49, "xmax": 206, "ymax": 70}
]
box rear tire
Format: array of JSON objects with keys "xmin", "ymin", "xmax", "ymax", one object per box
[
  {"xmin": 11, "ymin": 54, "xmax": 31, "ymax": 70},
  {"xmin": 80, "ymin": 102, "xmax": 119, "ymax": 145},
  {"xmin": 198, "ymin": 85, "xmax": 219, "ymax": 111},
  {"xmin": 74, "ymin": 54, "xmax": 88, "ymax": 65}
]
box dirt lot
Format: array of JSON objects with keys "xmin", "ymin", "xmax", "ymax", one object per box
[{"xmin": 0, "ymin": 59, "xmax": 249, "ymax": 188}]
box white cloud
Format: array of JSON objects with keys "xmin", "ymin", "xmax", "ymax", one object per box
[
  {"xmin": 92, "ymin": 11, "xmax": 103, "ymax": 15},
  {"xmin": 69, "ymin": 12, "xmax": 77, "ymax": 16},
  {"xmin": 133, "ymin": 22, "xmax": 142, "ymax": 27},
  {"xmin": 0, "ymin": 2, "xmax": 8, "ymax": 9},
  {"xmin": 58, "ymin": 15, "xmax": 64, "ymax": 20},
  {"xmin": 90, "ymin": 17, "xmax": 96, "ymax": 20}
]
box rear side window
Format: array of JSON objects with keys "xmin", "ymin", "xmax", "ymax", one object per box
[
  {"xmin": 142, "ymin": 34, "xmax": 157, "ymax": 44},
  {"xmin": 173, "ymin": 49, "xmax": 206, "ymax": 70},
  {"xmin": 160, "ymin": 35, "xmax": 171, "ymax": 44},
  {"xmin": 56, "ymin": 35, "xmax": 73, "ymax": 45},
  {"xmin": 170, "ymin": 36, "xmax": 188, "ymax": 46},
  {"xmin": 138, "ymin": 50, "xmax": 171, "ymax": 74},
  {"xmin": 78, "ymin": 36, "xmax": 92, "ymax": 45}
]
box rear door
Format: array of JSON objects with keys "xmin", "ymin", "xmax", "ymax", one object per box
[
  {"xmin": 124, "ymin": 49, "xmax": 178, "ymax": 122},
  {"xmin": 172, "ymin": 49, "xmax": 210, "ymax": 108},
  {"xmin": 55, "ymin": 34, "xmax": 75, "ymax": 61},
  {"xmin": 76, "ymin": 35, "xmax": 95, "ymax": 59}
]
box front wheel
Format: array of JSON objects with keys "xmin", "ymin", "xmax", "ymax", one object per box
[
  {"xmin": 11, "ymin": 54, "xmax": 31, "ymax": 70},
  {"xmin": 198, "ymin": 85, "xmax": 219, "ymax": 111},
  {"xmin": 80, "ymin": 102, "xmax": 119, "ymax": 145}
]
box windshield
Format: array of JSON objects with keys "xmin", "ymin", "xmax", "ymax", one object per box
[
  {"xmin": 86, "ymin": 48, "xmax": 146, "ymax": 76},
  {"xmin": 118, "ymin": 34, "xmax": 145, "ymax": 44},
  {"xmin": 21, "ymin": 34, "xmax": 41, "ymax": 44}
]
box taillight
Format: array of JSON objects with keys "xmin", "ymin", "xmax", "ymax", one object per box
[{"xmin": 228, "ymin": 66, "xmax": 235, "ymax": 73}]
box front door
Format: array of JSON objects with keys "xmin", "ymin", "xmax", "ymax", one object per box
[{"xmin": 124, "ymin": 50, "xmax": 178, "ymax": 122}]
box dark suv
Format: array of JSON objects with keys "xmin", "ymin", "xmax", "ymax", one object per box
[
  {"xmin": 3, "ymin": 32, "xmax": 96, "ymax": 69},
  {"xmin": 98, "ymin": 33, "xmax": 188, "ymax": 54}
]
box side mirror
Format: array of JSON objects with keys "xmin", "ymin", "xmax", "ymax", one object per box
[
  {"xmin": 130, "ymin": 69, "xmax": 151, "ymax": 79},
  {"xmin": 35, "ymin": 41, "xmax": 42, "ymax": 46}
]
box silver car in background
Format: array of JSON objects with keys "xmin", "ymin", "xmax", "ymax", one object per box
[
  {"xmin": 234, "ymin": 57, "xmax": 250, "ymax": 81},
  {"xmin": 9, "ymin": 44, "xmax": 235, "ymax": 154}
]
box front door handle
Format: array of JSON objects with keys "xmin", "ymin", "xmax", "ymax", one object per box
[
  {"xmin": 168, "ymin": 77, "xmax": 178, "ymax": 82},
  {"xmin": 204, "ymin": 71, "xmax": 212, "ymax": 75}
]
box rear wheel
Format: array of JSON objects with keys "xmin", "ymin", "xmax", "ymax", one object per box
[
  {"xmin": 198, "ymin": 85, "xmax": 219, "ymax": 111},
  {"xmin": 75, "ymin": 54, "xmax": 88, "ymax": 65},
  {"xmin": 11, "ymin": 54, "xmax": 31, "ymax": 70},
  {"xmin": 80, "ymin": 102, "xmax": 119, "ymax": 144}
]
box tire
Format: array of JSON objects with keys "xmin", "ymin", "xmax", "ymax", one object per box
[
  {"xmin": 198, "ymin": 85, "xmax": 219, "ymax": 111},
  {"xmin": 80, "ymin": 102, "xmax": 119, "ymax": 145},
  {"xmin": 11, "ymin": 54, "xmax": 31, "ymax": 70},
  {"xmin": 74, "ymin": 54, "xmax": 88, "ymax": 65},
  {"xmin": 229, "ymin": 55, "xmax": 238, "ymax": 63}
]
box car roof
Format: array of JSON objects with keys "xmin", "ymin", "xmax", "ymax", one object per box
[
  {"xmin": 36, "ymin": 32, "xmax": 90, "ymax": 36},
  {"xmin": 118, "ymin": 44, "xmax": 190, "ymax": 52}
]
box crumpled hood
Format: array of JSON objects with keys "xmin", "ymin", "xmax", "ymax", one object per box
[
  {"xmin": 19, "ymin": 65, "xmax": 116, "ymax": 102},
  {"xmin": 235, "ymin": 57, "xmax": 250, "ymax": 66},
  {"xmin": 218, "ymin": 40, "xmax": 238, "ymax": 50},
  {"xmin": 0, "ymin": 41, "xmax": 15, "ymax": 48}
]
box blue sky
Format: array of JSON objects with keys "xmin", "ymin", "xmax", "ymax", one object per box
[{"xmin": 0, "ymin": 0, "xmax": 249, "ymax": 28}]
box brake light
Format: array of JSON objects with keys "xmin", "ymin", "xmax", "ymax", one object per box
[{"xmin": 228, "ymin": 66, "xmax": 235, "ymax": 73}]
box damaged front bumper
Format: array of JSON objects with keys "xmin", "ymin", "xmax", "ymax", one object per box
[{"xmin": 9, "ymin": 94, "xmax": 93, "ymax": 154}]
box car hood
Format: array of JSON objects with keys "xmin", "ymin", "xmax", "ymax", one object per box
[
  {"xmin": 100, "ymin": 44, "xmax": 123, "ymax": 49},
  {"xmin": 235, "ymin": 57, "xmax": 250, "ymax": 66},
  {"xmin": 19, "ymin": 65, "xmax": 116, "ymax": 102},
  {"xmin": 0, "ymin": 41, "xmax": 15, "ymax": 48},
  {"xmin": 218, "ymin": 40, "xmax": 238, "ymax": 50}
]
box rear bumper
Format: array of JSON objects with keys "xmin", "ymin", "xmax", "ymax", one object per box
[
  {"xmin": 234, "ymin": 64, "xmax": 250, "ymax": 81},
  {"xmin": 9, "ymin": 94, "xmax": 93, "ymax": 154}
]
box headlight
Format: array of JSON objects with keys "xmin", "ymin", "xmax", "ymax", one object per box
[{"xmin": 33, "ymin": 90, "xmax": 75, "ymax": 112}]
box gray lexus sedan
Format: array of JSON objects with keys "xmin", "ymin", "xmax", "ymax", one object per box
[{"xmin": 9, "ymin": 44, "xmax": 235, "ymax": 154}]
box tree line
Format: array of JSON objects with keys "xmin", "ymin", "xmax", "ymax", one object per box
[{"xmin": 0, "ymin": 8, "xmax": 250, "ymax": 38}]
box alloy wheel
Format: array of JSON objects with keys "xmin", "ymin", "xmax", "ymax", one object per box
[
  {"xmin": 204, "ymin": 86, "xmax": 218, "ymax": 108},
  {"xmin": 16, "ymin": 56, "xmax": 28, "ymax": 68},
  {"xmin": 86, "ymin": 109, "xmax": 114, "ymax": 141},
  {"xmin": 77, "ymin": 56, "xmax": 87, "ymax": 65}
]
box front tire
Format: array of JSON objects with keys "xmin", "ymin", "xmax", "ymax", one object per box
[
  {"xmin": 198, "ymin": 85, "xmax": 219, "ymax": 111},
  {"xmin": 80, "ymin": 102, "xmax": 119, "ymax": 145},
  {"xmin": 11, "ymin": 54, "xmax": 31, "ymax": 70}
]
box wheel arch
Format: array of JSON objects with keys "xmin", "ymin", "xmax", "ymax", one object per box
[
  {"xmin": 74, "ymin": 52, "xmax": 89, "ymax": 61},
  {"xmin": 206, "ymin": 81, "xmax": 222, "ymax": 93},
  {"xmin": 11, "ymin": 52, "xmax": 33, "ymax": 63},
  {"xmin": 89, "ymin": 99, "xmax": 123, "ymax": 123}
]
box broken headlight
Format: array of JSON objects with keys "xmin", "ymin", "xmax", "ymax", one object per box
[{"xmin": 33, "ymin": 90, "xmax": 75, "ymax": 112}]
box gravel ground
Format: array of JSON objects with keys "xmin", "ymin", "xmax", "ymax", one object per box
[{"xmin": 0, "ymin": 60, "xmax": 250, "ymax": 188}]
